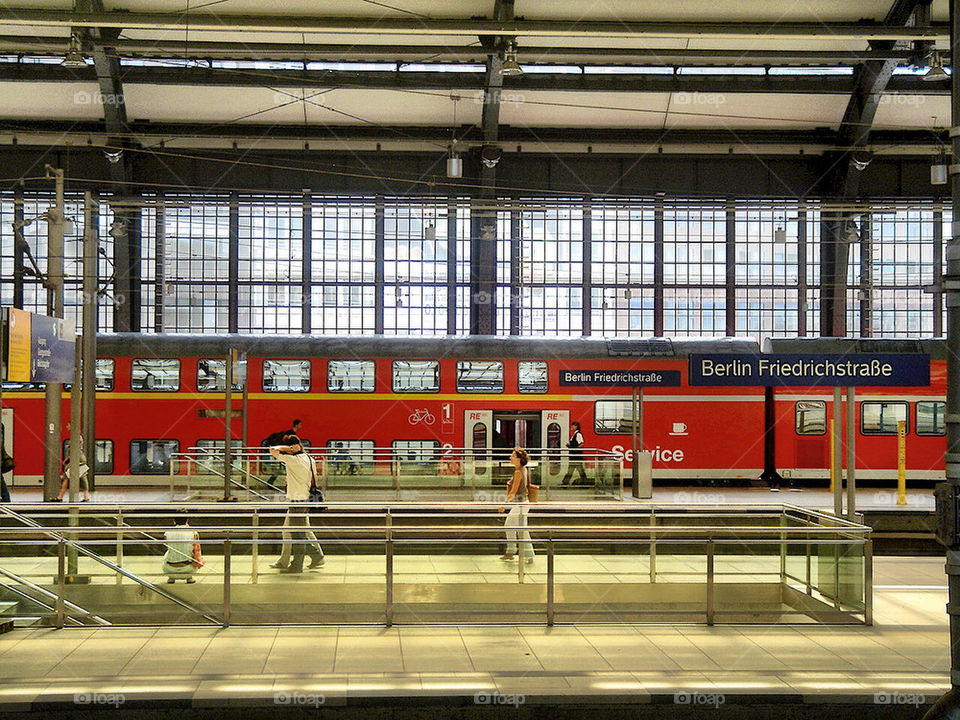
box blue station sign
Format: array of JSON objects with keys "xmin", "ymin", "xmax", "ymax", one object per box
[
  {"xmin": 559, "ymin": 369, "xmax": 682, "ymax": 387},
  {"xmin": 30, "ymin": 314, "xmax": 76, "ymax": 383},
  {"xmin": 689, "ymin": 353, "xmax": 930, "ymax": 387}
]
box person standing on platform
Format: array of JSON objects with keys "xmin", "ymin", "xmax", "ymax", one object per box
[
  {"xmin": 261, "ymin": 419, "xmax": 303, "ymax": 485},
  {"xmin": 0, "ymin": 426, "xmax": 12, "ymax": 503},
  {"xmin": 270, "ymin": 434, "xmax": 324, "ymax": 574},
  {"xmin": 500, "ymin": 446, "xmax": 536, "ymax": 564},
  {"xmin": 561, "ymin": 421, "xmax": 588, "ymax": 486},
  {"xmin": 53, "ymin": 422, "xmax": 90, "ymax": 502}
]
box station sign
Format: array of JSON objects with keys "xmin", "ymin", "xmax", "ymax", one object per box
[
  {"xmin": 558, "ymin": 369, "xmax": 682, "ymax": 387},
  {"xmin": 689, "ymin": 353, "xmax": 930, "ymax": 387},
  {"xmin": 3, "ymin": 308, "xmax": 76, "ymax": 384}
]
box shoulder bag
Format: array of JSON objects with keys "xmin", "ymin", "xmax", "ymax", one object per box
[{"xmin": 525, "ymin": 467, "xmax": 540, "ymax": 503}]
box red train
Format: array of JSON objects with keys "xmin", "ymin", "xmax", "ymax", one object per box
[{"xmin": 0, "ymin": 335, "xmax": 946, "ymax": 487}]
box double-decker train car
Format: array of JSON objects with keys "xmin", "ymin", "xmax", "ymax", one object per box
[
  {"xmin": 765, "ymin": 337, "xmax": 946, "ymax": 484},
  {"xmin": 0, "ymin": 334, "xmax": 946, "ymax": 488}
]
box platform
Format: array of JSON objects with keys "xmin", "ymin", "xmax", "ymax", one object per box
[{"xmin": 0, "ymin": 556, "xmax": 946, "ymax": 717}]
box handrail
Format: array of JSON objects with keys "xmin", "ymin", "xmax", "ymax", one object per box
[
  {"xmin": 0, "ymin": 522, "xmax": 870, "ymax": 537},
  {"xmin": 0, "ymin": 566, "xmax": 110, "ymax": 625},
  {"xmin": 185, "ymin": 445, "xmax": 623, "ymax": 458},
  {"xmin": 190, "ymin": 454, "xmax": 273, "ymax": 501},
  {"xmin": 191, "ymin": 447, "xmax": 284, "ymax": 495},
  {"xmin": 0, "ymin": 505, "xmax": 223, "ymax": 626}
]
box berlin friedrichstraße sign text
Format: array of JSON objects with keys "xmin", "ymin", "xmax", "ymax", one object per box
[{"xmin": 689, "ymin": 353, "xmax": 930, "ymax": 387}]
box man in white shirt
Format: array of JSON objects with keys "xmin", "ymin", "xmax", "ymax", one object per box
[{"xmin": 269, "ymin": 435, "xmax": 324, "ymax": 573}]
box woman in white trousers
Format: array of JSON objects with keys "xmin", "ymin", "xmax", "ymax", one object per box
[{"xmin": 501, "ymin": 447, "xmax": 535, "ymax": 563}]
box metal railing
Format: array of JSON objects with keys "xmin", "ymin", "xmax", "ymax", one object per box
[
  {"xmin": 0, "ymin": 502, "xmax": 871, "ymax": 628},
  {"xmin": 169, "ymin": 446, "xmax": 624, "ymax": 501}
]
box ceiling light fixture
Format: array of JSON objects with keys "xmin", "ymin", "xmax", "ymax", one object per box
[
  {"xmin": 446, "ymin": 150, "xmax": 463, "ymax": 178},
  {"xmin": 923, "ymin": 51, "xmax": 949, "ymax": 81},
  {"xmin": 500, "ymin": 42, "xmax": 522, "ymax": 76},
  {"xmin": 932, "ymin": 146, "xmax": 949, "ymax": 185},
  {"xmin": 61, "ymin": 33, "xmax": 87, "ymax": 69}
]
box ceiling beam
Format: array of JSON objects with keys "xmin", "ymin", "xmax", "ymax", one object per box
[
  {"xmin": 0, "ymin": 36, "xmax": 933, "ymax": 63},
  {"xmin": 0, "ymin": 64, "xmax": 948, "ymax": 93},
  {"xmin": 0, "ymin": 120, "xmax": 944, "ymax": 148},
  {"xmin": 820, "ymin": 0, "xmax": 929, "ymax": 337},
  {"xmin": 471, "ymin": 0, "xmax": 511, "ymax": 335},
  {"xmin": 0, "ymin": 9, "xmax": 947, "ymax": 40},
  {"xmin": 79, "ymin": 0, "xmax": 133, "ymax": 187}
]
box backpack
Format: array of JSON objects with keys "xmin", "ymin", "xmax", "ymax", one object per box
[{"xmin": 261, "ymin": 430, "xmax": 288, "ymax": 447}]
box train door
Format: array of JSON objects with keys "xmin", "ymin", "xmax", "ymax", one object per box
[
  {"xmin": 492, "ymin": 411, "xmax": 541, "ymax": 451},
  {"xmin": 794, "ymin": 399, "xmax": 829, "ymax": 475},
  {"xmin": 464, "ymin": 410, "xmax": 493, "ymax": 485},
  {"xmin": 1, "ymin": 408, "xmax": 11, "ymax": 487},
  {"xmin": 541, "ymin": 410, "xmax": 569, "ymax": 486}
]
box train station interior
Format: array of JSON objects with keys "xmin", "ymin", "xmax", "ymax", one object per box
[{"xmin": 1, "ymin": 1, "xmax": 960, "ymax": 718}]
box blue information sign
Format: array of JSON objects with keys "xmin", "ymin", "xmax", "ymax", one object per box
[
  {"xmin": 689, "ymin": 353, "xmax": 930, "ymax": 387},
  {"xmin": 29, "ymin": 314, "xmax": 75, "ymax": 383},
  {"xmin": 559, "ymin": 369, "xmax": 682, "ymax": 387}
]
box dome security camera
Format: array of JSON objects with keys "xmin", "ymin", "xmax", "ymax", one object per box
[{"xmin": 480, "ymin": 144, "xmax": 503, "ymax": 168}]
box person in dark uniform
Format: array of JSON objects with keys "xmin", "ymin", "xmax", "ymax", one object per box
[
  {"xmin": 561, "ymin": 421, "xmax": 589, "ymax": 486},
  {"xmin": 0, "ymin": 425, "xmax": 11, "ymax": 503}
]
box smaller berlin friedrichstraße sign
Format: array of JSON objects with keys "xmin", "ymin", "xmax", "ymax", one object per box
[{"xmin": 558, "ymin": 369, "xmax": 682, "ymax": 387}]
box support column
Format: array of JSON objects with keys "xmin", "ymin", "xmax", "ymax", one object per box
[
  {"xmin": 509, "ymin": 204, "xmax": 520, "ymax": 335},
  {"xmin": 301, "ymin": 192, "xmax": 312, "ymax": 334},
  {"xmin": 797, "ymin": 206, "xmax": 808, "ymax": 336},
  {"xmin": 446, "ymin": 202, "xmax": 458, "ymax": 335},
  {"xmin": 12, "ymin": 187, "xmax": 23, "ymax": 310},
  {"xmin": 42, "ymin": 167, "xmax": 65, "ymax": 500},
  {"xmin": 860, "ymin": 214, "xmax": 873, "ymax": 337},
  {"xmin": 935, "ymin": 208, "xmax": 944, "ymax": 337},
  {"xmin": 581, "ymin": 198, "xmax": 592, "ymax": 337},
  {"xmin": 653, "ymin": 196, "xmax": 665, "ymax": 336},
  {"xmin": 82, "ymin": 193, "xmax": 98, "ymax": 492},
  {"xmin": 375, "ymin": 195, "xmax": 385, "ymax": 335},
  {"xmin": 820, "ymin": 213, "xmax": 848, "ymax": 337},
  {"xmin": 154, "ymin": 193, "xmax": 165, "ymax": 333},
  {"xmin": 725, "ymin": 202, "xmax": 736, "ymax": 335},
  {"xmin": 228, "ymin": 193, "xmax": 239, "ymax": 334},
  {"xmin": 927, "ymin": 0, "xmax": 960, "ymax": 712}
]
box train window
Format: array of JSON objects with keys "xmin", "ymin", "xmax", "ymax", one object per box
[
  {"xmin": 457, "ymin": 361, "xmax": 504, "ymax": 393},
  {"xmin": 917, "ymin": 401, "xmax": 946, "ymax": 436},
  {"xmin": 1, "ymin": 382, "xmax": 43, "ymax": 391},
  {"xmin": 62, "ymin": 439, "xmax": 114, "ymax": 475},
  {"xmin": 393, "ymin": 360, "xmax": 440, "ymax": 393},
  {"xmin": 392, "ymin": 440, "xmax": 440, "ymax": 468},
  {"xmin": 263, "ymin": 360, "xmax": 311, "ymax": 392},
  {"xmin": 861, "ymin": 401, "xmax": 909, "ymax": 435},
  {"xmin": 471, "ymin": 423, "xmax": 488, "ymax": 461},
  {"xmin": 328, "ymin": 360, "xmax": 375, "ymax": 393},
  {"xmin": 326, "ymin": 440, "xmax": 374, "ymax": 475},
  {"xmin": 95, "ymin": 359, "xmax": 114, "ymax": 391},
  {"xmin": 130, "ymin": 439, "xmax": 180, "ymax": 474},
  {"xmin": 197, "ymin": 359, "xmax": 244, "ymax": 393},
  {"xmin": 131, "ymin": 359, "xmax": 180, "ymax": 392},
  {"xmin": 795, "ymin": 401, "xmax": 826, "ymax": 435},
  {"xmin": 518, "ymin": 361, "xmax": 548, "ymax": 393},
  {"xmin": 594, "ymin": 401, "xmax": 637, "ymax": 434},
  {"xmin": 194, "ymin": 439, "xmax": 243, "ymax": 475},
  {"xmin": 546, "ymin": 422, "xmax": 562, "ymax": 473}
]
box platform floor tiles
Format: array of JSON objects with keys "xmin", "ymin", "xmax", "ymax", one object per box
[{"xmin": 0, "ymin": 556, "xmax": 949, "ymax": 708}]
